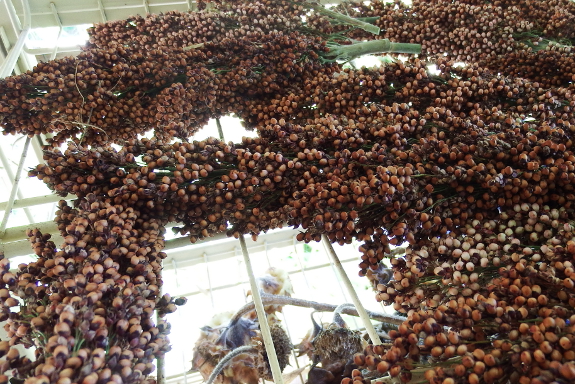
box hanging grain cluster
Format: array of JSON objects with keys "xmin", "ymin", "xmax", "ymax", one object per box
[
  {"xmin": 30, "ymin": 59, "xmax": 575, "ymax": 258},
  {"xmin": 29, "ymin": 57, "xmax": 575, "ymax": 383},
  {"xmin": 311, "ymin": 0, "xmax": 575, "ymax": 87},
  {"xmin": 0, "ymin": 195, "xmax": 185, "ymax": 384},
  {"xmin": 1, "ymin": 0, "xmax": 572, "ymax": 146},
  {"xmin": 0, "ymin": 0, "xmax": 419, "ymax": 145},
  {"xmin": 354, "ymin": 205, "xmax": 575, "ymax": 384},
  {"xmin": 0, "ymin": 3, "xmax": 328, "ymax": 143}
]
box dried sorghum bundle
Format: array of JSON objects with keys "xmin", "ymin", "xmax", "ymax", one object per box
[
  {"xmin": 0, "ymin": 2, "xmax": 573, "ymax": 383},
  {"xmin": 348, "ymin": 205, "xmax": 575, "ymax": 384},
  {"xmin": 0, "ymin": 196, "xmax": 185, "ymax": 383},
  {"xmin": 29, "ymin": 60, "xmax": 575, "ymax": 269},
  {"xmin": 1, "ymin": 0, "xmax": 395, "ymax": 144},
  {"xmin": 307, "ymin": 0, "xmax": 575, "ymax": 87}
]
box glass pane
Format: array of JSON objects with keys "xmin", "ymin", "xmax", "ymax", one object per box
[{"xmin": 25, "ymin": 24, "xmax": 92, "ymax": 49}]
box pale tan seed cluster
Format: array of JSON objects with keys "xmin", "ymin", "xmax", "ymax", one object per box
[{"xmin": 351, "ymin": 205, "xmax": 575, "ymax": 383}]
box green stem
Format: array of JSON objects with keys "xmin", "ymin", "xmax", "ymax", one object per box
[
  {"xmin": 304, "ymin": 2, "xmax": 380, "ymax": 35},
  {"xmin": 216, "ymin": 118, "xmax": 225, "ymax": 141},
  {"xmin": 323, "ymin": 39, "xmax": 421, "ymax": 62}
]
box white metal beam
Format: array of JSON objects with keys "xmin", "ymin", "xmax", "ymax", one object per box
[
  {"xmin": 143, "ymin": 0, "xmax": 150, "ymax": 14},
  {"xmin": 4, "ymin": 0, "xmax": 22, "ymax": 31},
  {"xmin": 0, "ymin": 219, "xmax": 299, "ymax": 264},
  {"xmin": 0, "ymin": 140, "xmax": 35, "ymax": 224},
  {"xmin": 2, "ymin": 219, "xmax": 144, "ymax": 243},
  {"xmin": 24, "ymin": 45, "xmax": 81, "ymax": 55},
  {"xmin": 0, "ymin": 194, "xmax": 74, "ymax": 211},
  {"xmin": 239, "ymin": 235, "xmax": 284, "ymax": 384},
  {"xmin": 30, "ymin": 135, "xmax": 46, "ymax": 167},
  {"xmin": 49, "ymin": 2, "xmax": 63, "ymax": 60},
  {"xmin": 0, "ymin": 219, "xmax": 226, "ymax": 255},
  {"xmin": 323, "ymin": 235, "xmax": 382, "ymax": 345},
  {"xmin": 0, "ymin": 237, "xmax": 36, "ymax": 257},
  {"xmin": 96, "ymin": 0, "xmax": 107, "ymax": 22},
  {"xmin": 31, "ymin": 1, "xmax": 190, "ymax": 14},
  {"xmin": 0, "ymin": 137, "xmax": 32, "ymax": 235},
  {"xmin": 0, "ymin": 26, "xmax": 22, "ymax": 75},
  {"xmin": 0, "ymin": 0, "xmax": 30, "ymax": 78},
  {"xmin": 174, "ymin": 254, "xmax": 359, "ymax": 298}
]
